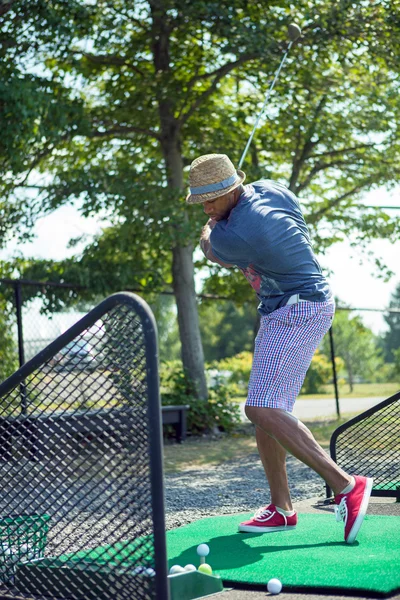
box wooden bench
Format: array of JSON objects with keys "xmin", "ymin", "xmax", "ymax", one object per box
[{"xmin": 0, "ymin": 404, "xmax": 190, "ymax": 460}]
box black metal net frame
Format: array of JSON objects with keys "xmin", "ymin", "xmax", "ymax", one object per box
[
  {"xmin": 0, "ymin": 292, "xmax": 169, "ymax": 600},
  {"xmin": 327, "ymin": 391, "xmax": 400, "ymax": 500}
]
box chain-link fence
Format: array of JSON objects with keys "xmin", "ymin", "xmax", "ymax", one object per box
[
  {"xmin": 0, "ymin": 292, "xmax": 168, "ymax": 599},
  {"xmin": 1, "ymin": 279, "xmax": 400, "ymax": 421},
  {"xmin": 0, "ymin": 279, "xmax": 88, "ymax": 370}
]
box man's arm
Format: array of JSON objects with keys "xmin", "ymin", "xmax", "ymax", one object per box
[{"xmin": 200, "ymin": 220, "xmax": 235, "ymax": 268}]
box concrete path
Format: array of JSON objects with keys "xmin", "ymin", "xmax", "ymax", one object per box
[{"xmin": 239, "ymin": 396, "xmax": 386, "ymax": 422}]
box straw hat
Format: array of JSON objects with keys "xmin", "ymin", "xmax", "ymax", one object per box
[{"xmin": 186, "ymin": 154, "xmax": 246, "ymax": 204}]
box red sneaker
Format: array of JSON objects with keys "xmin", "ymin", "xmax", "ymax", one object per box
[
  {"xmin": 238, "ymin": 504, "xmax": 297, "ymax": 533},
  {"xmin": 334, "ymin": 476, "xmax": 373, "ymax": 544}
]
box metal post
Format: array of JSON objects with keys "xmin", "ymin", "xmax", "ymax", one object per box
[
  {"xmin": 14, "ymin": 281, "xmax": 27, "ymax": 414},
  {"xmin": 329, "ymin": 325, "xmax": 340, "ymax": 418},
  {"xmin": 15, "ymin": 281, "xmax": 25, "ymax": 368}
]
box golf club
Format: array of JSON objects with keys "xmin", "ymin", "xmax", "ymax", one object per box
[{"xmin": 238, "ymin": 23, "xmax": 301, "ymax": 169}]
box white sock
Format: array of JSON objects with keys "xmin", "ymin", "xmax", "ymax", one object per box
[
  {"xmin": 340, "ymin": 477, "xmax": 355, "ymax": 495},
  {"xmin": 276, "ymin": 506, "xmax": 295, "ymax": 517}
]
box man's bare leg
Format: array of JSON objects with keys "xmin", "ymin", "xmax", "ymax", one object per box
[
  {"xmin": 255, "ymin": 426, "xmax": 293, "ymax": 511},
  {"xmin": 247, "ymin": 406, "xmax": 352, "ymax": 496}
]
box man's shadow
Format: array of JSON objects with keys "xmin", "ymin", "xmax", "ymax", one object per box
[{"xmin": 168, "ymin": 533, "xmax": 353, "ymax": 571}]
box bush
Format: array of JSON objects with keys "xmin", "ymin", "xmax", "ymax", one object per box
[
  {"xmin": 213, "ymin": 351, "xmax": 253, "ymax": 389},
  {"xmin": 301, "ymin": 350, "xmax": 343, "ymax": 395},
  {"xmin": 392, "ymin": 348, "xmax": 400, "ymax": 382},
  {"xmin": 160, "ymin": 361, "xmax": 241, "ymax": 435},
  {"xmin": 371, "ymin": 362, "xmax": 398, "ymax": 383},
  {"xmin": 0, "ymin": 310, "xmax": 18, "ymax": 384}
]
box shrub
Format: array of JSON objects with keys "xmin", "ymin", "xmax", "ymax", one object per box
[
  {"xmin": 213, "ymin": 351, "xmax": 253, "ymax": 389},
  {"xmin": 372, "ymin": 362, "xmax": 398, "ymax": 383},
  {"xmin": 160, "ymin": 361, "xmax": 241, "ymax": 435},
  {"xmin": 392, "ymin": 348, "xmax": 400, "ymax": 382},
  {"xmin": 0, "ymin": 313, "xmax": 18, "ymax": 384},
  {"xmin": 301, "ymin": 350, "xmax": 343, "ymax": 395}
]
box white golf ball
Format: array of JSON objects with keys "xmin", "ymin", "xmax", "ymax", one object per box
[
  {"xmin": 131, "ymin": 566, "xmax": 146, "ymax": 575},
  {"xmin": 184, "ymin": 564, "xmax": 196, "ymax": 572},
  {"xmin": 169, "ymin": 565, "xmax": 185, "ymax": 574},
  {"xmin": 196, "ymin": 544, "xmax": 210, "ymax": 557},
  {"xmin": 3, "ymin": 548, "xmax": 18, "ymax": 563},
  {"xmin": 267, "ymin": 578, "xmax": 282, "ymax": 594},
  {"xmin": 19, "ymin": 545, "xmax": 36, "ymax": 560}
]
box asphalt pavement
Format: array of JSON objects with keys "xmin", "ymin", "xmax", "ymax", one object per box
[{"xmin": 239, "ymin": 396, "xmax": 386, "ymax": 422}]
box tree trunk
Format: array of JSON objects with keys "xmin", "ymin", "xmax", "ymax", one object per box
[
  {"xmin": 346, "ymin": 355, "xmax": 354, "ymax": 393},
  {"xmin": 172, "ymin": 244, "xmax": 208, "ymax": 399},
  {"xmin": 150, "ymin": 0, "xmax": 208, "ymax": 399},
  {"xmin": 162, "ymin": 141, "xmax": 208, "ymax": 400}
]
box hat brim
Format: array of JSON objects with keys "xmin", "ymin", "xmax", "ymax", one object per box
[{"xmin": 185, "ymin": 170, "xmax": 246, "ymax": 204}]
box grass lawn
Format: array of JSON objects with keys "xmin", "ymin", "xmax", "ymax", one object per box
[
  {"xmin": 163, "ymin": 430, "xmax": 258, "ymax": 474},
  {"xmin": 163, "ymin": 414, "xmax": 358, "ymax": 474},
  {"xmin": 231, "ymin": 381, "xmax": 399, "ymax": 403},
  {"xmin": 298, "ymin": 382, "xmax": 399, "ymax": 400},
  {"xmin": 163, "ymin": 381, "xmax": 400, "ymax": 474}
]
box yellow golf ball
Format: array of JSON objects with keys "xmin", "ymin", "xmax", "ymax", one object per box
[{"xmin": 198, "ymin": 563, "xmax": 212, "ymax": 575}]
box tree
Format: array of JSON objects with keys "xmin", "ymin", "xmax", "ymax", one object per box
[
  {"xmin": 392, "ymin": 348, "xmax": 400, "ymax": 383},
  {"xmin": 198, "ymin": 299, "xmax": 258, "ymax": 362},
  {"xmin": 150, "ymin": 294, "xmax": 181, "ymax": 362},
  {"xmin": 0, "ymin": 1, "xmax": 91, "ymax": 246},
  {"xmin": 2, "ymin": 0, "xmax": 400, "ymax": 400},
  {"xmin": 300, "ymin": 350, "xmax": 344, "ymax": 395},
  {"xmin": 320, "ymin": 309, "xmax": 383, "ymax": 392},
  {"xmin": 382, "ymin": 283, "xmax": 400, "ymax": 362},
  {"xmin": 0, "ymin": 300, "xmax": 18, "ymax": 383}
]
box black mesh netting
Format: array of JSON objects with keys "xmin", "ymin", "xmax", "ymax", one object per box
[
  {"xmin": 331, "ymin": 393, "xmax": 400, "ymax": 497},
  {"xmin": 0, "ymin": 295, "xmax": 166, "ymax": 599}
]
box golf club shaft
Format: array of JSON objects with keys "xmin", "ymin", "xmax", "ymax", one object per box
[{"xmin": 238, "ymin": 40, "xmax": 294, "ymax": 170}]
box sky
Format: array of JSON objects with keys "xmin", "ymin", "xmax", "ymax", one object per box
[{"xmin": 1, "ymin": 187, "xmax": 399, "ymax": 337}]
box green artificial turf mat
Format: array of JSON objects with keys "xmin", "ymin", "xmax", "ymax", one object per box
[
  {"xmin": 374, "ymin": 481, "xmax": 400, "ymax": 491},
  {"xmin": 166, "ymin": 513, "xmax": 400, "ymax": 595},
  {"xmin": 57, "ymin": 538, "xmax": 154, "ymax": 567}
]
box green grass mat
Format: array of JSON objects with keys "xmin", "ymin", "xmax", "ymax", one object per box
[
  {"xmin": 374, "ymin": 481, "xmax": 400, "ymax": 491},
  {"xmin": 166, "ymin": 513, "xmax": 400, "ymax": 595}
]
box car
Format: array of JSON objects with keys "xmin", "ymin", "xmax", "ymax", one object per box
[{"xmin": 49, "ymin": 339, "xmax": 98, "ymax": 372}]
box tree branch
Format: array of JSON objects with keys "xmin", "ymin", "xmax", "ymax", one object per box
[
  {"xmin": 12, "ymin": 185, "xmax": 48, "ymax": 191},
  {"xmin": 178, "ymin": 54, "xmax": 257, "ymax": 125},
  {"xmin": 88, "ymin": 125, "xmax": 160, "ymax": 141},
  {"xmin": 309, "ymin": 143, "xmax": 376, "ymax": 159},
  {"xmin": 296, "ymin": 159, "xmax": 368, "ymax": 194},
  {"xmin": 289, "ymin": 95, "xmax": 327, "ymax": 191},
  {"xmin": 0, "ymin": 0, "xmax": 17, "ymax": 16},
  {"xmin": 15, "ymin": 134, "xmax": 71, "ymax": 188},
  {"xmin": 14, "ymin": 123, "xmax": 159, "ymax": 190},
  {"xmin": 309, "ymin": 180, "xmax": 375, "ymax": 222},
  {"xmin": 73, "ymin": 52, "xmax": 146, "ymax": 77},
  {"xmin": 107, "ymin": 8, "xmax": 150, "ymax": 33},
  {"xmin": 186, "ymin": 57, "xmax": 255, "ymax": 84}
]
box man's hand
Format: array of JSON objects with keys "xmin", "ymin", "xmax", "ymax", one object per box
[
  {"xmin": 199, "ymin": 219, "xmax": 234, "ymax": 268},
  {"xmin": 207, "ymin": 218, "xmax": 218, "ymax": 231}
]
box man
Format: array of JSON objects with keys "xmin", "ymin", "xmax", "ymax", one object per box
[{"xmin": 186, "ymin": 153, "xmax": 372, "ymax": 544}]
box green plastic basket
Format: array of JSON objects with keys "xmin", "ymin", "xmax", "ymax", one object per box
[{"xmin": 0, "ymin": 514, "xmax": 50, "ymax": 583}]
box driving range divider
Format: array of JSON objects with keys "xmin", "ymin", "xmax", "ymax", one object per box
[
  {"xmin": 0, "ymin": 292, "xmax": 224, "ymax": 599},
  {"xmin": 326, "ymin": 390, "xmax": 400, "ymax": 500}
]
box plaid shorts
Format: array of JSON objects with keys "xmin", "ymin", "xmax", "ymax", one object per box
[{"xmin": 246, "ymin": 300, "xmax": 335, "ymax": 412}]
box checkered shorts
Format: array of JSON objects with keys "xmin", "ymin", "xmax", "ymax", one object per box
[{"xmin": 246, "ymin": 300, "xmax": 335, "ymax": 412}]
